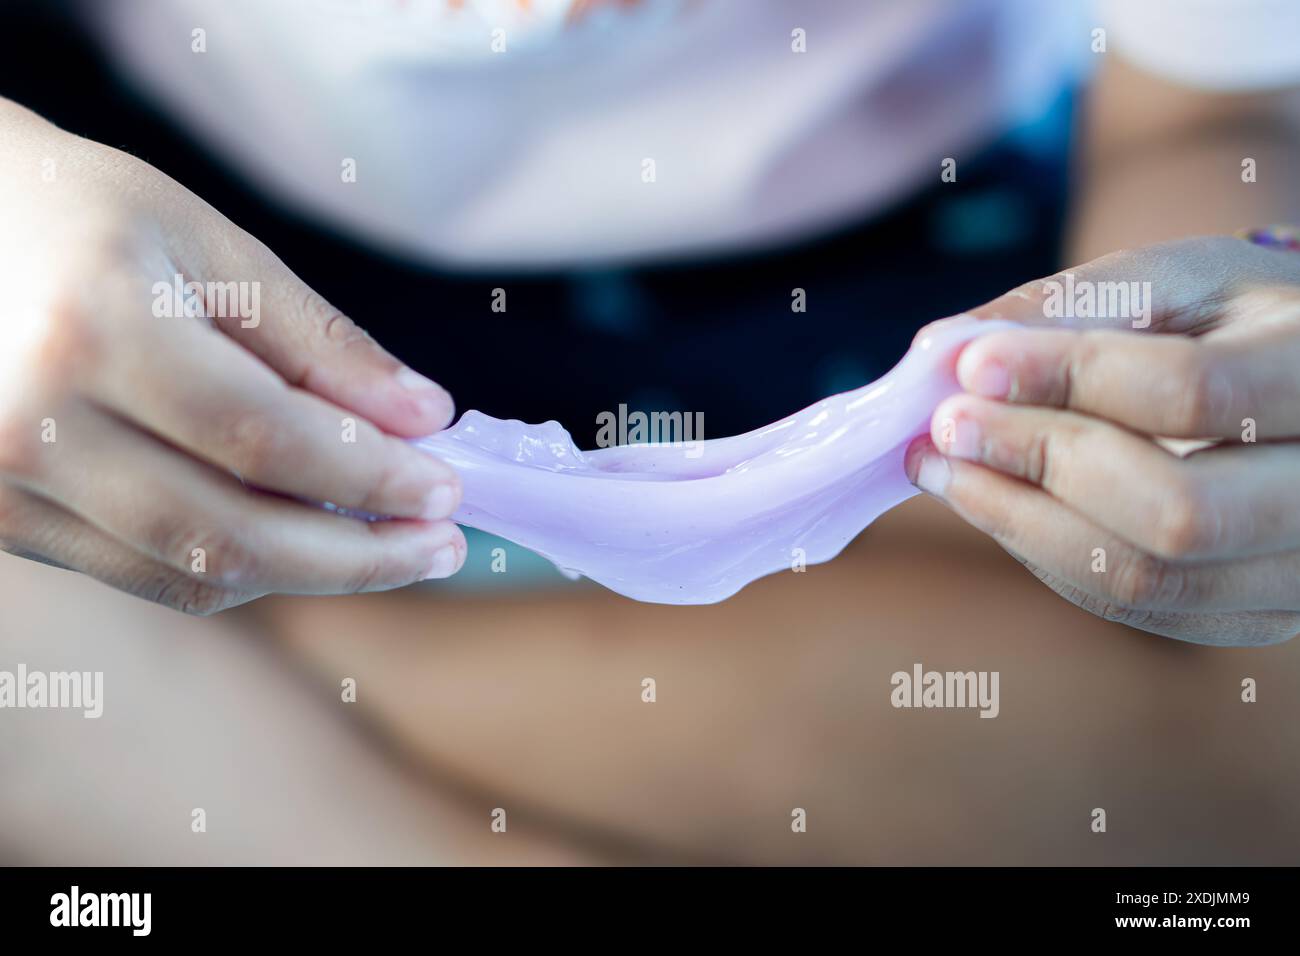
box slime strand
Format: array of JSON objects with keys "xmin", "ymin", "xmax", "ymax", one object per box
[{"xmin": 414, "ymin": 317, "xmax": 1015, "ymax": 604}]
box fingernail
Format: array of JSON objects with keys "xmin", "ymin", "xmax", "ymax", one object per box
[
  {"xmin": 960, "ymin": 355, "xmax": 1011, "ymax": 399},
  {"xmin": 914, "ymin": 451, "xmax": 951, "ymax": 497},
  {"xmin": 423, "ymin": 481, "xmax": 460, "ymax": 520},
  {"xmin": 423, "ymin": 544, "xmax": 462, "ymax": 580},
  {"xmin": 397, "ymin": 366, "xmax": 442, "ymax": 392},
  {"xmin": 397, "ymin": 367, "xmax": 455, "ymax": 427}
]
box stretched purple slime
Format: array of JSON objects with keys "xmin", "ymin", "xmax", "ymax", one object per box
[{"xmin": 413, "ymin": 318, "xmax": 1018, "ymax": 604}]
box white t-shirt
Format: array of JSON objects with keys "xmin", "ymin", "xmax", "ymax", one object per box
[{"xmin": 82, "ymin": 0, "xmax": 1298, "ymax": 269}]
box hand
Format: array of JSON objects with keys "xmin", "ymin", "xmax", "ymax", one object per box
[
  {"xmin": 0, "ymin": 97, "xmax": 466, "ymax": 614},
  {"xmin": 905, "ymin": 235, "xmax": 1300, "ymax": 645}
]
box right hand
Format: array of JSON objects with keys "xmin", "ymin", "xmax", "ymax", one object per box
[{"xmin": 0, "ymin": 97, "xmax": 466, "ymax": 614}]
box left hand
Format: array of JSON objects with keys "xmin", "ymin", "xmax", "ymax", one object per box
[{"xmin": 905, "ymin": 235, "xmax": 1300, "ymax": 645}]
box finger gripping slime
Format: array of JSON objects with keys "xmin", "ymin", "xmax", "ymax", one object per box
[{"xmin": 415, "ymin": 319, "xmax": 1015, "ymax": 604}]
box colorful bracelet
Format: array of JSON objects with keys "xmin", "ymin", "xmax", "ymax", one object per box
[{"xmin": 1235, "ymin": 224, "xmax": 1300, "ymax": 251}]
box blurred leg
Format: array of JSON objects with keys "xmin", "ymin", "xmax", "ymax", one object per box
[
  {"xmin": 263, "ymin": 498, "xmax": 1300, "ymax": 864},
  {"xmin": 0, "ymin": 554, "xmax": 594, "ymax": 865}
]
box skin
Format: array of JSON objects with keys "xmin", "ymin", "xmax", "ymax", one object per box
[
  {"xmin": 0, "ymin": 96, "xmax": 468, "ymax": 613},
  {"xmin": 0, "ymin": 552, "xmax": 594, "ymax": 865},
  {"xmin": 907, "ymin": 237, "xmax": 1300, "ymax": 645},
  {"xmin": 901, "ymin": 57, "xmax": 1300, "ymax": 647}
]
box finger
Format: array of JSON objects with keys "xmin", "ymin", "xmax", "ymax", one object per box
[
  {"xmin": 177, "ymin": 236, "xmax": 454, "ymax": 438},
  {"xmin": 0, "ymin": 483, "xmax": 250, "ymax": 615},
  {"xmin": 88, "ymin": 269, "xmax": 460, "ymax": 519},
  {"xmin": 16, "ymin": 402, "xmax": 467, "ymax": 594},
  {"xmin": 952, "ymin": 322, "xmax": 1300, "ymax": 439},
  {"xmin": 903, "ymin": 436, "xmax": 1300, "ymax": 614},
  {"xmin": 931, "ymin": 394, "xmax": 1300, "ymax": 560}
]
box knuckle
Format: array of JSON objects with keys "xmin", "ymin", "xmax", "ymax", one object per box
[
  {"xmin": 1107, "ymin": 551, "xmax": 1185, "ymax": 609},
  {"xmin": 203, "ymin": 529, "xmax": 262, "ymax": 588},
  {"xmin": 1062, "ymin": 334, "xmax": 1102, "ymax": 410},
  {"xmin": 141, "ymin": 512, "xmax": 206, "ymax": 565},
  {"xmin": 1085, "ymin": 594, "xmax": 1159, "ymax": 629},
  {"xmin": 144, "ymin": 515, "xmax": 261, "ymax": 588},
  {"xmin": 1018, "ymin": 418, "xmax": 1085, "ymax": 492},
  {"xmin": 32, "ymin": 293, "xmax": 104, "ymax": 386},
  {"xmin": 24, "ymin": 225, "xmax": 161, "ymax": 390},
  {"xmin": 356, "ymin": 449, "xmax": 409, "ymax": 516},
  {"xmin": 1166, "ymin": 352, "xmax": 1220, "ymax": 436},
  {"xmin": 217, "ymin": 407, "xmax": 292, "ymax": 479},
  {"xmin": 1149, "ymin": 481, "xmax": 1217, "ymax": 559},
  {"xmin": 150, "ymin": 575, "xmax": 238, "ymax": 617},
  {"xmin": 1022, "ymin": 430, "xmax": 1052, "ymax": 487},
  {"xmin": 1022, "ymin": 423, "xmax": 1073, "ymax": 489},
  {"xmin": 299, "ymin": 289, "xmax": 367, "ymax": 348},
  {"xmin": 341, "ymin": 555, "xmax": 392, "ymax": 594},
  {"xmin": 343, "ymin": 523, "xmax": 447, "ymax": 594},
  {"xmin": 290, "ymin": 289, "xmax": 378, "ymax": 391}
]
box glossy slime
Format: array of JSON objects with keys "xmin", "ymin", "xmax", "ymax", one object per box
[{"xmin": 414, "ymin": 318, "xmax": 1017, "ymax": 604}]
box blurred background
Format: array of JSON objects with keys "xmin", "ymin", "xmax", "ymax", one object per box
[{"xmin": 2, "ymin": 0, "xmax": 1299, "ymax": 864}]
